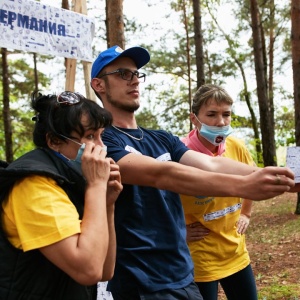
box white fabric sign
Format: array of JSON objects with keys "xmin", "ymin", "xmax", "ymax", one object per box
[
  {"xmin": 286, "ymin": 146, "xmax": 300, "ymax": 183},
  {"xmin": 0, "ymin": 0, "xmax": 95, "ymax": 61},
  {"xmin": 97, "ymin": 282, "xmax": 114, "ymax": 300}
]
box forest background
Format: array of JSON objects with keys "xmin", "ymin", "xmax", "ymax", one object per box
[
  {"xmin": 1, "ymin": 1, "xmax": 300, "ymax": 298},
  {"xmin": 1, "ymin": 0, "xmax": 300, "ymax": 208}
]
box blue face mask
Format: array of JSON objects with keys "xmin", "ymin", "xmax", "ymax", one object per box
[
  {"xmin": 69, "ymin": 143, "xmax": 86, "ymax": 174},
  {"xmin": 194, "ymin": 115, "xmax": 233, "ymax": 146},
  {"xmin": 58, "ymin": 134, "xmax": 107, "ymax": 174}
]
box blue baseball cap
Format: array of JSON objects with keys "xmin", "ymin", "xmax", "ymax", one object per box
[{"xmin": 91, "ymin": 45, "xmax": 150, "ymax": 79}]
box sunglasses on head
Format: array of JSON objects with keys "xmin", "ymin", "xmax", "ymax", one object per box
[{"xmin": 57, "ymin": 91, "xmax": 84, "ymax": 106}]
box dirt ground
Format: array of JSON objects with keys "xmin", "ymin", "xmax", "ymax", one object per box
[{"xmin": 218, "ymin": 193, "xmax": 300, "ymax": 299}]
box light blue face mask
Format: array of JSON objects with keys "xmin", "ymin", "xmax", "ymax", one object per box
[
  {"xmin": 194, "ymin": 114, "xmax": 233, "ymax": 146},
  {"xmin": 69, "ymin": 143, "xmax": 86, "ymax": 174},
  {"xmin": 59, "ymin": 134, "xmax": 107, "ymax": 174}
]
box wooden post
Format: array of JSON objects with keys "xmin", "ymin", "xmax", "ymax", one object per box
[
  {"xmin": 65, "ymin": 0, "xmax": 96, "ymax": 101},
  {"xmin": 65, "ymin": 58, "xmax": 76, "ymax": 92},
  {"xmin": 80, "ymin": 0, "xmax": 96, "ymax": 100}
]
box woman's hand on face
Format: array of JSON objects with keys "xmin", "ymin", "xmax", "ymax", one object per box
[
  {"xmin": 106, "ymin": 158, "xmax": 123, "ymax": 206},
  {"xmin": 81, "ymin": 143, "xmax": 110, "ymax": 186}
]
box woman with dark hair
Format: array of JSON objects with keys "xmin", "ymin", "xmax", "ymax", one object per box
[{"xmin": 0, "ymin": 91, "xmax": 123, "ymax": 300}]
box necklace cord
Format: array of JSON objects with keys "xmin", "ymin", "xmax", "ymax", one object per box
[{"xmin": 112, "ymin": 125, "xmax": 144, "ymax": 141}]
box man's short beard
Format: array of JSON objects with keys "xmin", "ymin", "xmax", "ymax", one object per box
[
  {"xmin": 106, "ymin": 93, "xmax": 140, "ymax": 112},
  {"xmin": 109, "ymin": 98, "xmax": 139, "ymax": 112}
]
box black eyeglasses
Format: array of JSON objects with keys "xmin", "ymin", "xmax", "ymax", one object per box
[
  {"xmin": 57, "ymin": 91, "xmax": 84, "ymax": 106},
  {"xmin": 98, "ymin": 68, "xmax": 146, "ymax": 83}
]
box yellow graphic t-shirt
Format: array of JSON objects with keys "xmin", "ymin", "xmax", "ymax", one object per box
[
  {"xmin": 2, "ymin": 175, "xmax": 81, "ymax": 251},
  {"xmin": 181, "ymin": 132, "xmax": 254, "ymax": 281}
]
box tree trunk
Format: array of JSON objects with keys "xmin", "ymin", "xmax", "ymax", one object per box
[
  {"xmin": 268, "ymin": 0, "xmax": 275, "ymax": 134},
  {"xmin": 192, "ymin": 0, "xmax": 205, "ymax": 89},
  {"xmin": 1, "ymin": 48, "xmax": 13, "ymax": 163},
  {"xmin": 33, "ymin": 53, "xmax": 38, "ymax": 92},
  {"xmin": 62, "ymin": 0, "xmax": 69, "ymax": 70},
  {"xmin": 291, "ymin": 0, "xmax": 300, "ymax": 214},
  {"xmin": 181, "ymin": 0, "xmax": 192, "ymax": 130},
  {"xmin": 249, "ymin": 0, "xmax": 277, "ymax": 166},
  {"xmin": 106, "ymin": 0, "xmax": 125, "ymax": 48}
]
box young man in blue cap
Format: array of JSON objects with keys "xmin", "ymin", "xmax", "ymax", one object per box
[{"xmin": 90, "ymin": 45, "xmax": 294, "ymax": 299}]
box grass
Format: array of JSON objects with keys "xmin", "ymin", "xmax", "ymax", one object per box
[{"xmin": 259, "ymin": 282, "xmax": 299, "ymax": 300}]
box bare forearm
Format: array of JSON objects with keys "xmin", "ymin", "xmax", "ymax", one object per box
[
  {"xmin": 156, "ymin": 164, "xmax": 249, "ymax": 198},
  {"xmin": 181, "ymin": 150, "xmax": 258, "ymax": 175},
  {"xmin": 162, "ymin": 164, "xmax": 293, "ymax": 200},
  {"xmin": 124, "ymin": 163, "xmax": 292, "ymax": 201},
  {"xmin": 241, "ymin": 199, "xmax": 253, "ymax": 218},
  {"xmin": 101, "ymin": 205, "xmax": 116, "ymax": 281},
  {"xmin": 74, "ymin": 183, "xmax": 110, "ymax": 282},
  {"xmin": 118, "ymin": 153, "xmax": 294, "ymax": 201},
  {"xmin": 121, "ymin": 160, "xmax": 243, "ymax": 196}
]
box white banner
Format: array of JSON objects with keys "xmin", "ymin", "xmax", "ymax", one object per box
[
  {"xmin": 0, "ymin": 0, "xmax": 95, "ymax": 61},
  {"xmin": 286, "ymin": 146, "xmax": 300, "ymax": 183}
]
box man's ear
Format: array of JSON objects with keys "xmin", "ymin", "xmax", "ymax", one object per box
[{"xmin": 91, "ymin": 78, "xmax": 105, "ymax": 93}]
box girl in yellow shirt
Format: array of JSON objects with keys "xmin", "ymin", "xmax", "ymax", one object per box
[{"xmin": 181, "ymin": 84, "xmax": 257, "ymax": 300}]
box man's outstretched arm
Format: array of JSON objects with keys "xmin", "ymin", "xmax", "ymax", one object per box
[{"xmin": 117, "ymin": 152, "xmax": 294, "ymax": 201}]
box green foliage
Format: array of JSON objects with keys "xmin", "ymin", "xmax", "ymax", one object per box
[
  {"xmin": 141, "ymin": 0, "xmax": 249, "ymax": 135},
  {"xmin": 10, "ymin": 106, "xmax": 35, "ymax": 159},
  {"xmin": 158, "ymin": 84, "xmax": 191, "ymax": 136},
  {"xmin": 0, "ymin": 53, "xmax": 51, "ymax": 160},
  {"xmin": 231, "ymin": 113, "xmax": 253, "ymax": 129},
  {"xmin": 0, "ymin": 0, "xmax": 295, "ymax": 162},
  {"xmin": 275, "ymin": 103, "xmax": 295, "ymax": 147},
  {"xmin": 139, "ymin": 0, "xmax": 293, "ymax": 169},
  {"xmin": 0, "ymin": 92, "xmax": 35, "ymax": 161},
  {"xmin": 258, "ymin": 281, "xmax": 299, "ymax": 299},
  {"xmin": 136, "ymin": 108, "xmax": 160, "ymax": 129}
]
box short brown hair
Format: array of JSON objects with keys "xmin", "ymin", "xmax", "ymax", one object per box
[{"xmin": 192, "ymin": 84, "xmax": 233, "ymax": 115}]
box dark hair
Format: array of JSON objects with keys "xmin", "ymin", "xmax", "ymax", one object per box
[
  {"xmin": 192, "ymin": 84, "xmax": 233, "ymax": 115},
  {"xmin": 31, "ymin": 91, "xmax": 113, "ymax": 148}
]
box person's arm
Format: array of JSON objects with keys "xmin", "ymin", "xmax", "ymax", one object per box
[
  {"xmin": 40, "ymin": 180, "xmax": 109, "ymax": 285},
  {"xmin": 180, "ymin": 149, "xmax": 259, "ymax": 175},
  {"xmin": 101, "ymin": 159, "xmax": 122, "ymax": 280},
  {"xmin": 101, "ymin": 204, "xmax": 116, "ymax": 280},
  {"xmin": 40, "ymin": 144, "xmax": 122, "ymax": 285},
  {"xmin": 236, "ymin": 199, "xmax": 253, "ymax": 234},
  {"xmin": 117, "ymin": 152, "xmax": 294, "ymax": 201}
]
